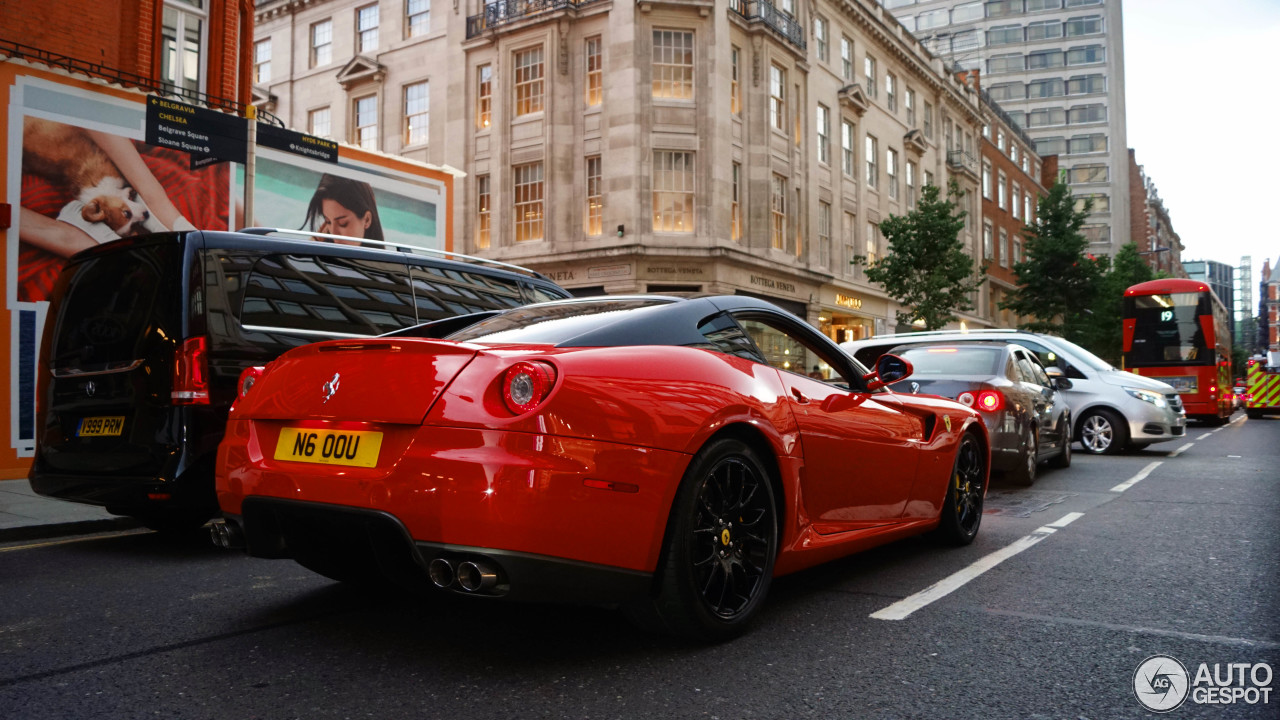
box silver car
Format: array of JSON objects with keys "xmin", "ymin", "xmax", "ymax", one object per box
[{"xmin": 842, "ymin": 329, "xmax": 1187, "ymax": 455}]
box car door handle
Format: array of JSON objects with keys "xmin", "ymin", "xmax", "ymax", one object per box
[{"xmin": 791, "ymin": 387, "xmax": 811, "ymax": 404}]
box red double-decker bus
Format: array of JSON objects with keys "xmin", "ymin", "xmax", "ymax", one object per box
[{"xmin": 1122, "ymin": 278, "xmax": 1233, "ymax": 424}]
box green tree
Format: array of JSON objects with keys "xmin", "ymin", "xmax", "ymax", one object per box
[
  {"xmin": 1080, "ymin": 243, "xmax": 1154, "ymax": 364},
  {"xmin": 1002, "ymin": 181, "xmax": 1105, "ymax": 342},
  {"xmin": 861, "ymin": 181, "xmax": 984, "ymax": 331}
]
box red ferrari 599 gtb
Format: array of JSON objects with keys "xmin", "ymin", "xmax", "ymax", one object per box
[{"xmin": 214, "ymin": 295, "xmax": 989, "ymax": 639}]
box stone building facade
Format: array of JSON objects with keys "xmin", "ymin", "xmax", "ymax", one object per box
[{"xmin": 252, "ymin": 0, "xmax": 991, "ymax": 339}]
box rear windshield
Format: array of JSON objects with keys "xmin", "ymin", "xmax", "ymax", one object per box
[
  {"xmin": 897, "ymin": 346, "xmax": 1001, "ymax": 377},
  {"xmin": 51, "ymin": 244, "xmax": 180, "ymax": 369},
  {"xmin": 447, "ymin": 298, "xmax": 675, "ymax": 344}
]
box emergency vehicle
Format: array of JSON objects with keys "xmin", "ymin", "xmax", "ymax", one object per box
[{"xmin": 1244, "ymin": 353, "xmax": 1280, "ymax": 419}]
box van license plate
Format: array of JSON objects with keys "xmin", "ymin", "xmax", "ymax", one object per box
[
  {"xmin": 274, "ymin": 428, "xmax": 383, "ymax": 468},
  {"xmin": 78, "ymin": 416, "xmax": 125, "ymax": 437}
]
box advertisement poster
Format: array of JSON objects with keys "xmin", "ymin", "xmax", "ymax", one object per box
[
  {"xmin": 17, "ymin": 115, "xmax": 232, "ymax": 302},
  {"xmin": 245, "ymin": 153, "xmax": 441, "ymax": 250}
]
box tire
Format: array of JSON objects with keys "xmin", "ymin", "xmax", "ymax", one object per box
[
  {"xmin": 934, "ymin": 431, "xmax": 986, "ymax": 546},
  {"xmin": 1246, "ymin": 409, "xmax": 1262, "ymax": 420},
  {"xmin": 135, "ymin": 510, "xmax": 213, "ymax": 536},
  {"xmin": 1008, "ymin": 428, "xmax": 1038, "ymax": 487},
  {"xmin": 645, "ymin": 438, "xmax": 778, "ymax": 642},
  {"xmin": 1049, "ymin": 417, "xmax": 1072, "ymax": 469},
  {"xmin": 1077, "ymin": 409, "xmax": 1128, "ymax": 455}
]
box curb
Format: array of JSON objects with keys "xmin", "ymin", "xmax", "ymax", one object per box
[{"xmin": 0, "ymin": 517, "xmax": 142, "ymax": 544}]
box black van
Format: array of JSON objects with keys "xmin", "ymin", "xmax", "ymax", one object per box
[{"xmin": 29, "ymin": 229, "xmax": 569, "ymax": 532}]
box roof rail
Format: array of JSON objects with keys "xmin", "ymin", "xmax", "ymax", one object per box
[
  {"xmin": 890, "ymin": 328, "xmax": 1023, "ymax": 337},
  {"xmin": 236, "ymin": 227, "xmax": 549, "ymax": 280}
]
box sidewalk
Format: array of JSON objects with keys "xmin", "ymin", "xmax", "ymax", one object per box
[{"xmin": 0, "ymin": 478, "xmax": 139, "ymax": 543}]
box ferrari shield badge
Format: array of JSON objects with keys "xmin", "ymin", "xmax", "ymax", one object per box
[{"xmin": 943, "ymin": 415, "xmax": 952, "ymax": 432}]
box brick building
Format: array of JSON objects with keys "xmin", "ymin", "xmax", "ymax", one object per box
[
  {"xmin": 967, "ymin": 71, "xmax": 1047, "ymax": 329},
  {"xmin": 0, "ymin": 0, "xmax": 253, "ymax": 108},
  {"xmin": 1127, "ymin": 148, "xmax": 1185, "ymax": 277}
]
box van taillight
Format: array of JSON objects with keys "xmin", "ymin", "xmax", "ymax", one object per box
[{"xmin": 172, "ymin": 336, "xmax": 210, "ymax": 405}]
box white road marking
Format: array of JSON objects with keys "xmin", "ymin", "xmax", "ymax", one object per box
[
  {"xmin": 1110, "ymin": 461, "xmax": 1163, "ymax": 492},
  {"xmin": 1046, "ymin": 511, "xmax": 1085, "ymax": 528},
  {"xmin": 870, "ymin": 513, "xmax": 1083, "ymax": 621},
  {"xmin": 1167, "ymin": 442, "xmax": 1194, "ymax": 458}
]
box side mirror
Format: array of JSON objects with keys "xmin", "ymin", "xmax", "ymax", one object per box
[
  {"xmin": 863, "ymin": 353, "xmax": 913, "ymax": 390},
  {"xmin": 1045, "ymin": 366, "xmax": 1073, "ymax": 391}
]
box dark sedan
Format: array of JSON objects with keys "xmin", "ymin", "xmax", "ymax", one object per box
[{"xmin": 888, "ymin": 342, "xmax": 1072, "ymax": 485}]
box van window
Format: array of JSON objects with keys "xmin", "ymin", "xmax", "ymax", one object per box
[
  {"xmin": 51, "ymin": 245, "xmax": 179, "ymax": 370},
  {"xmin": 409, "ymin": 266, "xmax": 526, "ymax": 321},
  {"xmin": 525, "ymin": 282, "xmax": 569, "ymax": 304},
  {"xmin": 242, "ymin": 254, "xmax": 418, "ymax": 337}
]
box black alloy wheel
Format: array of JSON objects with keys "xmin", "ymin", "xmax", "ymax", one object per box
[
  {"xmin": 935, "ymin": 431, "xmax": 986, "ymax": 546},
  {"xmin": 648, "ymin": 438, "xmax": 778, "ymax": 641}
]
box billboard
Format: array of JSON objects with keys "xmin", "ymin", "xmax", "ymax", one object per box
[
  {"xmin": 2, "ymin": 67, "xmax": 453, "ymax": 469},
  {"xmin": 244, "ymin": 153, "xmax": 441, "ymax": 249}
]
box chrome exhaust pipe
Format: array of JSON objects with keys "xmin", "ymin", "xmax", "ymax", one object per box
[
  {"xmin": 428, "ymin": 558, "xmax": 456, "ymax": 588},
  {"xmin": 208, "ymin": 520, "xmax": 245, "ymax": 550},
  {"xmin": 456, "ymin": 560, "xmax": 498, "ymax": 593}
]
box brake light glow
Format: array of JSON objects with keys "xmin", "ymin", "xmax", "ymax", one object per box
[
  {"xmin": 976, "ymin": 390, "xmax": 1004, "ymax": 412},
  {"xmin": 172, "ymin": 336, "xmax": 210, "ymax": 405},
  {"xmin": 502, "ymin": 361, "xmax": 557, "ymax": 415}
]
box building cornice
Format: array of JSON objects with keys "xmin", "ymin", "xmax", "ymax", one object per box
[
  {"xmin": 827, "ymin": 0, "xmax": 983, "ymax": 126},
  {"xmin": 256, "ymin": 0, "xmax": 327, "ymax": 23}
]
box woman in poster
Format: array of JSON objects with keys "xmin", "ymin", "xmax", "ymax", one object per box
[{"xmin": 300, "ymin": 173, "xmax": 384, "ymax": 244}]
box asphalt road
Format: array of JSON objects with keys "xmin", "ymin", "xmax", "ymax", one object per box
[{"xmin": 1, "ymin": 416, "xmax": 1277, "ymax": 719}]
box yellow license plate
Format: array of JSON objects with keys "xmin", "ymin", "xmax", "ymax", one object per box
[
  {"xmin": 78, "ymin": 416, "xmax": 125, "ymax": 437},
  {"xmin": 274, "ymin": 428, "xmax": 383, "ymax": 468}
]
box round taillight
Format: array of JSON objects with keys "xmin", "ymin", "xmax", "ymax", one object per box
[
  {"xmin": 976, "ymin": 390, "xmax": 1004, "ymax": 412},
  {"xmin": 239, "ymin": 373, "xmax": 257, "ymax": 398},
  {"xmin": 230, "ymin": 366, "xmax": 266, "ymax": 413},
  {"xmin": 502, "ymin": 361, "xmax": 557, "ymax": 415},
  {"xmin": 957, "ymin": 392, "xmax": 975, "ymax": 407}
]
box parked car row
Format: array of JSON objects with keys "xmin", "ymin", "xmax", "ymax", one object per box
[
  {"xmin": 25, "ymin": 228, "xmax": 1189, "ymax": 640},
  {"xmin": 843, "ymin": 328, "xmax": 1188, "ymax": 460}
]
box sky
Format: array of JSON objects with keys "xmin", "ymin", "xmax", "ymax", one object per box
[{"xmin": 1123, "ymin": 0, "xmax": 1280, "ymax": 283}]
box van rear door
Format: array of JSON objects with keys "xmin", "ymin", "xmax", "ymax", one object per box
[{"xmin": 36, "ymin": 242, "xmax": 184, "ymax": 477}]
